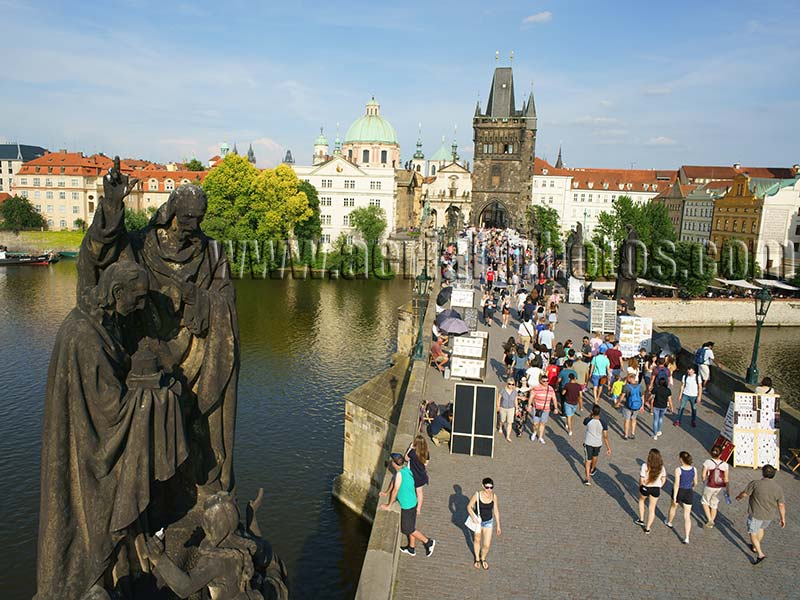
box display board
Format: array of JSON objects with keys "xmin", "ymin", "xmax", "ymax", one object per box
[
  {"xmin": 450, "ymin": 357, "xmax": 486, "ymax": 381},
  {"xmin": 452, "ymin": 335, "xmax": 486, "ymax": 359},
  {"xmin": 616, "ymin": 316, "xmax": 653, "ymax": 358},
  {"xmin": 451, "ymin": 289, "xmax": 475, "ymax": 308},
  {"xmin": 732, "ymin": 392, "xmax": 780, "ymax": 469},
  {"xmin": 567, "ymin": 277, "xmax": 585, "ymax": 304},
  {"xmin": 462, "ymin": 308, "xmax": 479, "ymax": 331},
  {"xmin": 589, "ymin": 299, "xmax": 617, "ymax": 334},
  {"xmin": 451, "ymin": 383, "xmax": 496, "ymax": 457}
]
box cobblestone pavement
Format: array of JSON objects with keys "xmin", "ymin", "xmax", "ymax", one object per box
[{"xmin": 394, "ymin": 290, "xmax": 799, "ymax": 600}]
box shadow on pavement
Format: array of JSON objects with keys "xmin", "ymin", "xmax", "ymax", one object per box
[{"xmin": 448, "ymin": 484, "xmax": 474, "ymax": 553}]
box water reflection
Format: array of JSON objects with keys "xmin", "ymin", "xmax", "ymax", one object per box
[
  {"xmin": 670, "ymin": 326, "xmax": 800, "ymax": 409},
  {"xmin": 0, "ymin": 261, "xmax": 410, "ymax": 599}
]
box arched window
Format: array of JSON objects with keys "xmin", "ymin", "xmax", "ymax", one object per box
[
  {"xmin": 380, "ymin": 150, "xmax": 387, "ymax": 163},
  {"xmin": 416, "ymin": 165, "xmax": 420, "ymax": 172},
  {"xmin": 165, "ymin": 179, "xmax": 175, "ymax": 191},
  {"xmin": 732, "ymin": 220, "xmax": 738, "ymax": 232},
  {"xmin": 431, "ymin": 165, "xmax": 436, "ymax": 175},
  {"xmin": 149, "ymin": 179, "xmax": 158, "ymax": 191},
  {"xmin": 362, "ymin": 149, "xmax": 370, "ymax": 163},
  {"xmin": 348, "ymin": 149, "xmax": 353, "ymax": 159}
]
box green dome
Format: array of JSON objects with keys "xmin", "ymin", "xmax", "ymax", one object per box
[
  {"xmin": 314, "ymin": 127, "xmax": 328, "ymax": 147},
  {"xmin": 430, "ymin": 142, "xmax": 451, "ymax": 162},
  {"xmin": 344, "ymin": 97, "xmax": 398, "ymax": 145}
]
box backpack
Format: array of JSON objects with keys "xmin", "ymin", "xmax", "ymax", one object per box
[
  {"xmin": 654, "ymin": 365, "xmax": 670, "ymax": 383},
  {"xmin": 625, "ymin": 383, "xmax": 643, "ymax": 411},
  {"xmin": 694, "ymin": 347, "xmax": 707, "ymax": 365},
  {"xmin": 707, "ymin": 460, "xmax": 726, "ymax": 488}
]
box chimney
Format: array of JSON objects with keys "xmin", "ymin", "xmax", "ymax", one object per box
[{"xmin": 60, "ymin": 149, "xmax": 67, "ymax": 154}]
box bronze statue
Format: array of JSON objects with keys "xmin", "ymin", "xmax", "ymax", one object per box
[
  {"xmin": 565, "ymin": 223, "xmax": 586, "ymax": 279},
  {"xmin": 36, "ymin": 158, "xmax": 287, "ymax": 599},
  {"xmin": 614, "ymin": 225, "xmax": 639, "ymax": 311}
]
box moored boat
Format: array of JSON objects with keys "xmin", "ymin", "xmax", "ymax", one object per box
[
  {"xmin": 58, "ymin": 251, "xmax": 79, "ymax": 259},
  {"xmin": 0, "ymin": 246, "xmax": 58, "ymax": 266}
]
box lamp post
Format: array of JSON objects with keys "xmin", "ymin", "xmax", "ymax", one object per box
[
  {"xmin": 411, "ymin": 263, "xmax": 432, "ymax": 360},
  {"xmin": 745, "ymin": 287, "xmax": 772, "ymax": 385}
]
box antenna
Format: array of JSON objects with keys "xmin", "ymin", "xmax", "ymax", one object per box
[
  {"xmin": 495, "ymin": 50, "xmax": 499, "ymax": 62},
  {"xmin": 510, "ymin": 50, "xmax": 514, "ymax": 64}
]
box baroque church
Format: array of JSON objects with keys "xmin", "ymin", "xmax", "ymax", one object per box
[{"xmin": 470, "ymin": 65, "xmax": 537, "ymax": 228}]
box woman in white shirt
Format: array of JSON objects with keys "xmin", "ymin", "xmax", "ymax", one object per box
[{"xmin": 635, "ymin": 448, "xmax": 667, "ymax": 534}]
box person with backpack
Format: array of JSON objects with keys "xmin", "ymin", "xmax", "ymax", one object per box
[
  {"xmin": 674, "ymin": 365, "xmax": 703, "ymax": 428},
  {"xmin": 651, "ymin": 377, "xmax": 674, "ymax": 440},
  {"xmin": 615, "ymin": 372, "xmax": 644, "ymax": 440},
  {"xmin": 589, "ymin": 348, "xmax": 610, "ymax": 405},
  {"xmin": 694, "ymin": 341, "xmax": 715, "ymax": 384},
  {"xmin": 665, "ymin": 451, "xmax": 698, "ymax": 544},
  {"xmin": 701, "ymin": 446, "xmax": 730, "ymax": 528},
  {"xmin": 647, "ymin": 357, "xmax": 671, "ymax": 412}
]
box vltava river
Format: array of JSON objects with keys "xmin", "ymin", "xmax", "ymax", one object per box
[{"xmin": 0, "ymin": 260, "xmax": 411, "ymax": 599}]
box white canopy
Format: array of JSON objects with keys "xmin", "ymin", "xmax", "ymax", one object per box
[
  {"xmin": 636, "ymin": 277, "xmax": 677, "ymax": 290},
  {"xmin": 754, "ymin": 278, "xmax": 800, "ymax": 291},
  {"xmin": 589, "ymin": 281, "xmax": 615, "ymax": 291},
  {"xmin": 714, "ymin": 278, "xmax": 762, "ymax": 290}
]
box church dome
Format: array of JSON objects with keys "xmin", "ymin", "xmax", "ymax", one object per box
[
  {"xmin": 314, "ymin": 128, "xmax": 328, "ymax": 147},
  {"xmin": 430, "ymin": 140, "xmax": 451, "ymax": 162},
  {"xmin": 344, "ymin": 97, "xmax": 398, "ymax": 145}
]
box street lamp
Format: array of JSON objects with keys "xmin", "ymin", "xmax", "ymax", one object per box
[
  {"xmin": 411, "ymin": 264, "xmax": 432, "ymax": 360},
  {"xmin": 745, "ymin": 287, "xmax": 773, "ymax": 385}
]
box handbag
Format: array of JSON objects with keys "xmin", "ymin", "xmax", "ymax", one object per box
[{"xmin": 464, "ymin": 491, "xmax": 481, "ymax": 532}]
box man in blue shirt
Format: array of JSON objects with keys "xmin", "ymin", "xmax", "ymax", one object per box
[{"xmin": 428, "ymin": 409, "xmax": 452, "ymax": 446}]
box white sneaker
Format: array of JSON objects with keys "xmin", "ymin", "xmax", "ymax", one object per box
[
  {"xmin": 653, "ymin": 435, "xmax": 659, "ymax": 440},
  {"xmin": 655, "ymin": 431, "xmax": 662, "ymax": 439},
  {"xmin": 568, "ymin": 431, "xmax": 573, "ymax": 436},
  {"xmin": 539, "ymin": 437, "xmax": 546, "ymax": 445},
  {"xmin": 530, "ymin": 433, "xmax": 536, "ymax": 442},
  {"xmin": 683, "ymin": 538, "xmax": 689, "ymax": 545}
]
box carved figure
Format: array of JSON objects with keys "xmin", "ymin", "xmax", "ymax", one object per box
[{"xmin": 615, "ymin": 225, "xmax": 639, "ymax": 311}]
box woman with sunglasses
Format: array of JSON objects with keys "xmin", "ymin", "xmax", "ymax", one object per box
[{"xmin": 466, "ymin": 478, "xmax": 502, "ymax": 570}]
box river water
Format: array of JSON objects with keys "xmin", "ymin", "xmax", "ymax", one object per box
[
  {"xmin": 0, "ymin": 260, "xmax": 411, "ymax": 599},
  {"xmin": 669, "ymin": 326, "xmax": 800, "ymax": 409}
]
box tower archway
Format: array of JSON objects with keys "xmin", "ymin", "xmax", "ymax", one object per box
[{"xmin": 478, "ymin": 200, "xmax": 509, "ymax": 229}]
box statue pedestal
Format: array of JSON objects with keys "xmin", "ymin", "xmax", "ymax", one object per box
[{"xmin": 567, "ymin": 276, "xmax": 585, "ymax": 304}]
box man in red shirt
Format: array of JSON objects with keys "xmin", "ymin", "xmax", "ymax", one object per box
[
  {"xmin": 528, "ymin": 374, "xmax": 559, "ymax": 444},
  {"xmin": 605, "ymin": 340, "xmax": 623, "ymax": 385}
]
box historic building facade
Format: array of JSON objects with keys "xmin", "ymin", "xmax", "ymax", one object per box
[
  {"xmin": 470, "ymin": 66, "xmax": 537, "ymax": 228},
  {"xmin": 1, "ymin": 142, "xmax": 46, "ymax": 194}
]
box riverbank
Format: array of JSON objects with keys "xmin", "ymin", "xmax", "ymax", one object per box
[
  {"xmin": 0, "ymin": 230, "xmax": 84, "ymax": 252},
  {"xmin": 635, "ymin": 297, "xmax": 800, "ymax": 326}
]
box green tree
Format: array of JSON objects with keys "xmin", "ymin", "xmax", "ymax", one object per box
[
  {"xmin": 184, "ymin": 158, "xmax": 205, "ymax": 171},
  {"xmin": 719, "ymin": 238, "xmax": 760, "ymax": 279},
  {"xmin": 526, "ymin": 205, "xmax": 561, "ymax": 249},
  {"xmin": 349, "ymin": 205, "xmax": 387, "ymax": 244},
  {"xmin": 124, "ymin": 208, "xmax": 150, "ymax": 231},
  {"xmin": 294, "ymin": 180, "xmax": 322, "ymax": 241},
  {"xmin": 74, "ymin": 218, "xmax": 87, "ymax": 232},
  {"xmin": 0, "ymin": 196, "xmax": 47, "ymax": 232}
]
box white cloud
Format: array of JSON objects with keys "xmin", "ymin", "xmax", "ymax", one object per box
[
  {"xmin": 250, "ymin": 137, "xmax": 286, "ymax": 168},
  {"xmin": 590, "ymin": 129, "xmax": 628, "ymax": 138},
  {"xmin": 522, "ymin": 11, "xmax": 552, "ymax": 25},
  {"xmin": 573, "ymin": 116, "xmax": 619, "ymax": 125},
  {"xmin": 643, "ymin": 86, "xmax": 672, "ymax": 95},
  {"xmin": 644, "ymin": 136, "xmax": 677, "ymax": 146}
]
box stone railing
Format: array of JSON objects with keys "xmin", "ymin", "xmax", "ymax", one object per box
[{"xmin": 354, "ymin": 291, "xmax": 435, "ymax": 600}]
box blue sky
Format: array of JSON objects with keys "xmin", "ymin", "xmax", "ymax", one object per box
[{"xmin": 2, "ymin": 0, "xmax": 798, "ymax": 170}]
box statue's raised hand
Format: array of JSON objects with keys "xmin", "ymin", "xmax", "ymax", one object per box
[{"xmin": 102, "ymin": 156, "xmax": 140, "ymax": 208}]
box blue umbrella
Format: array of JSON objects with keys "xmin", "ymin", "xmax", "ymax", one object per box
[
  {"xmin": 435, "ymin": 309, "xmax": 462, "ymax": 326},
  {"xmin": 438, "ymin": 317, "xmax": 470, "ymax": 335}
]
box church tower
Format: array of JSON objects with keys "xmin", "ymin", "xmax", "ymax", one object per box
[
  {"xmin": 470, "ymin": 62, "xmax": 537, "ymax": 228},
  {"xmin": 411, "ymin": 123, "xmax": 425, "ymax": 174},
  {"xmin": 313, "ymin": 128, "xmax": 329, "ymax": 165}
]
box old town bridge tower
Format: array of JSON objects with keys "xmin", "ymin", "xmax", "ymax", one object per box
[{"xmin": 471, "ymin": 65, "xmax": 537, "ymax": 229}]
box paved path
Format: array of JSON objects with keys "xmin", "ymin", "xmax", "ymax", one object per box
[{"xmin": 394, "ymin": 285, "xmax": 799, "ymax": 600}]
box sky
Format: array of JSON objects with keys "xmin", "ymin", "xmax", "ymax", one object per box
[{"xmin": 2, "ymin": 0, "xmax": 799, "ymax": 170}]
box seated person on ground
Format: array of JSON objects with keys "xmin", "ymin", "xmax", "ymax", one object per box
[{"xmin": 428, "ymin": 409, "xmax": 453, "ymax": 446}]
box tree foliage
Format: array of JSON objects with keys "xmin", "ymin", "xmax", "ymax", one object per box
[
  {"xmin": 202, "ymin": 154, "xmax": 313, "ymax": 243},
  {"xmin": 184, "ymin": 158, "xmax": 205, "ymax": 171},
  {"xmin": 349, "ymin": 205, "xmax": 387, "ymax": 245},
  {"xmin": 124, "ymin": 208, "xmax": 150, "ymax": 232},
  {"xmin": 718, "ymin": 238, "xmax": 760, "ymax": 279},
  {"xmin": 526, "ymin": 204, "xmax": 561, "ymax": 249},
  {"xmin": 293, "ymin": 180, "xmax": 322, "ymax": 241},
  {"xmin": 0, "ymin": 196, "xmax": 47, "ymax": 232}
]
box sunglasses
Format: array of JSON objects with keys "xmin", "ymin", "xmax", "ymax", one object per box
[{"xmin": 484, "ymin": 485, "xmax": 493, "ymax": 490}]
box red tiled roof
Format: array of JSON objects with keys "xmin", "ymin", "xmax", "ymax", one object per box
[
  {"xmin": 535, "ymin": 157, "xmax": 677, "ymax": 192},
  {"xmin": 0, "ymin": 192, "xmax": 11, "ymax": 204},
  {"xmin": 139, "ymin": 169, "xmax": 207, "ymax": 192},
  {"xmin": 17, "ymin": 151, "xmax": 156, "ymax": 177},
  {"xmin": 681, "ymin": 165, "xmax": 795, "ymax": 180}
]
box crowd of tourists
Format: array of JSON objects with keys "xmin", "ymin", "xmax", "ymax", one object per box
[{"xmin": 381, "ymin": 227, "xmax": 787, "ymax": 570}]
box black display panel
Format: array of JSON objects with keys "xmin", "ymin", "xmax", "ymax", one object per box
[
  {"xmin": 451, "ymin": 435, "xmax": 472, "ymax": 456},
  {"xmin": 474, "ymin": 387, "xmax": 496, "ymax": 436},
  {"xmin": 473, "ymin": 437, "xmax": 493, "ymax": 457},
  {"xmin": 451, "ymin": 383, "xmax": 496, "ymax": 457},
  {"xmin": 453, "ymin": 384, "xmax": 474, "ymax": 434}
]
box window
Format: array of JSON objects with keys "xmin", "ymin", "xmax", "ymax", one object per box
[
  {"xmin": 72, "ymin": 206, "xmax": 79, "ymax": 214},
  {"xmin": 71, "ymin": 178, "xmax": 79, "ymax": 187},
  {"xmin": 72, "ymin": 192, "xmax": 79, "ymax": 200},
  {"xmin": 362, "ymin": 149, "xmax": 370, "ymax": 163},
  {"xmin": 58, "ymin": 179, "xmax": 65, "ymax": 187},
  {"xmin": 344, "ymin": 179, "xmax": 355, "ymax": 189},
  {"xmin": 370, "ymin": 181, "xmax": 382, "ymax": 190},
  {"xmin": 580, "ymin": 194, "xmax": 585, "ymax": 203},
  {"xmin": 33, "ymin": 177, "xmax": 40, "ymax": 186},
  {"xmin": 20, "ymin": 177, "xmax": 27, "ymax": 185},
  {"xmin": 347, "ymin": 149, "xmax": 353, "ymax": 159},
  {"xmin": 60, "ymin": 219, "xmax": 67, "ymax": 228},
  {"xmin": 588, "ymin": 194, "xmax": 593, "ymax": 203},
  {"xmin": 491, "ymin": 165, "xmax": 501, "ymax": 188},
  {"xmin": 34, "ymin": 191, "xmax": 40, "ymax": 199},
  {"xmin": 752, "ymin": 221, "xmax": 757, "ymax": 233},
  {"xmin": 149, "ymin": 179, "xmax": 159, "ymax": 191},
  {"xmin": 46, "ymin": 204, "xmax": 53, "ymax": 213},
  {"xmin": 320, "ymin": 179, "xmax": 332, "ymax": 188},
  {"xmin": 573, "ymin": 193, "xmax": 578, "ymax": 201},
  {"xmin": 322, "ymin": 234, "xmax": 331, "ymax": 244},
  {"xmin": 34, "ymin": 204, "xmax": 41, "ymax": 212},
  {"xmin": 20, "ymin": 190, "xmax": 28, "ymax": 198},
  {"xmin": 343, "ymin": 214, "xmax": 350, "ymax": 226},
  {"xmin": 47, "ymin": 219, "xmax": 53, "ymax": 227},
  {"xmin": 732, "ymin": 220, "xmax": 738, "ymax": 232},
  {"xmin": 165, "ymin": 179, "xmax": 174, "ymax": 191},
  {"xmin": 369, "ymin": 198, "xmax": 380, "ymax": 207},
  {"xmin": 45, "ymin": 178, "xmax": 52, "ymax": 187},
  {"xmin": 321, "ymin": 214, "xmax": 332, "ymax": 225},
  {"xmin": 46, "ymin": 191, "xmax": 53, "ymax": 199},
  {"xmin": 380, "ymin": 150, "xmax": 387, "ymax": 163},
  {"xmin": 320, "ymin": 196, "xmax": 332, "ymax": 206},
  {"xmin": 347, "ymin": 234, "xmax": 354, "ymax": 244},
  {"xmin": 795, "ymin": 242, "xmax": 800, "ymax": 253},
  {"xmin": 59, "ymin": 191, "xmax": 66, "ymax": 199},
  {"xmin": 549, "ymin": 180, "xmax": 554, "ymax": 188},
  {"xmin": 724, "ymin": 219, "xmax": 729, "ymax": 230},
  {"xmin": 88, "ymin": 202, "xmax": 95, "ymax": 213},
  {"xmin": 343, "ymin": 197, "xmax": 355, "ymax": 207},
  {"xmin": 431, "ymin": 166, "xmax": 436, "ymax": 175}
]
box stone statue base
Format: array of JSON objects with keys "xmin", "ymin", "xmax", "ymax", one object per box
[{"xmin": 567, "ymin": 276, "xmax": 585, "ymax": 304}]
